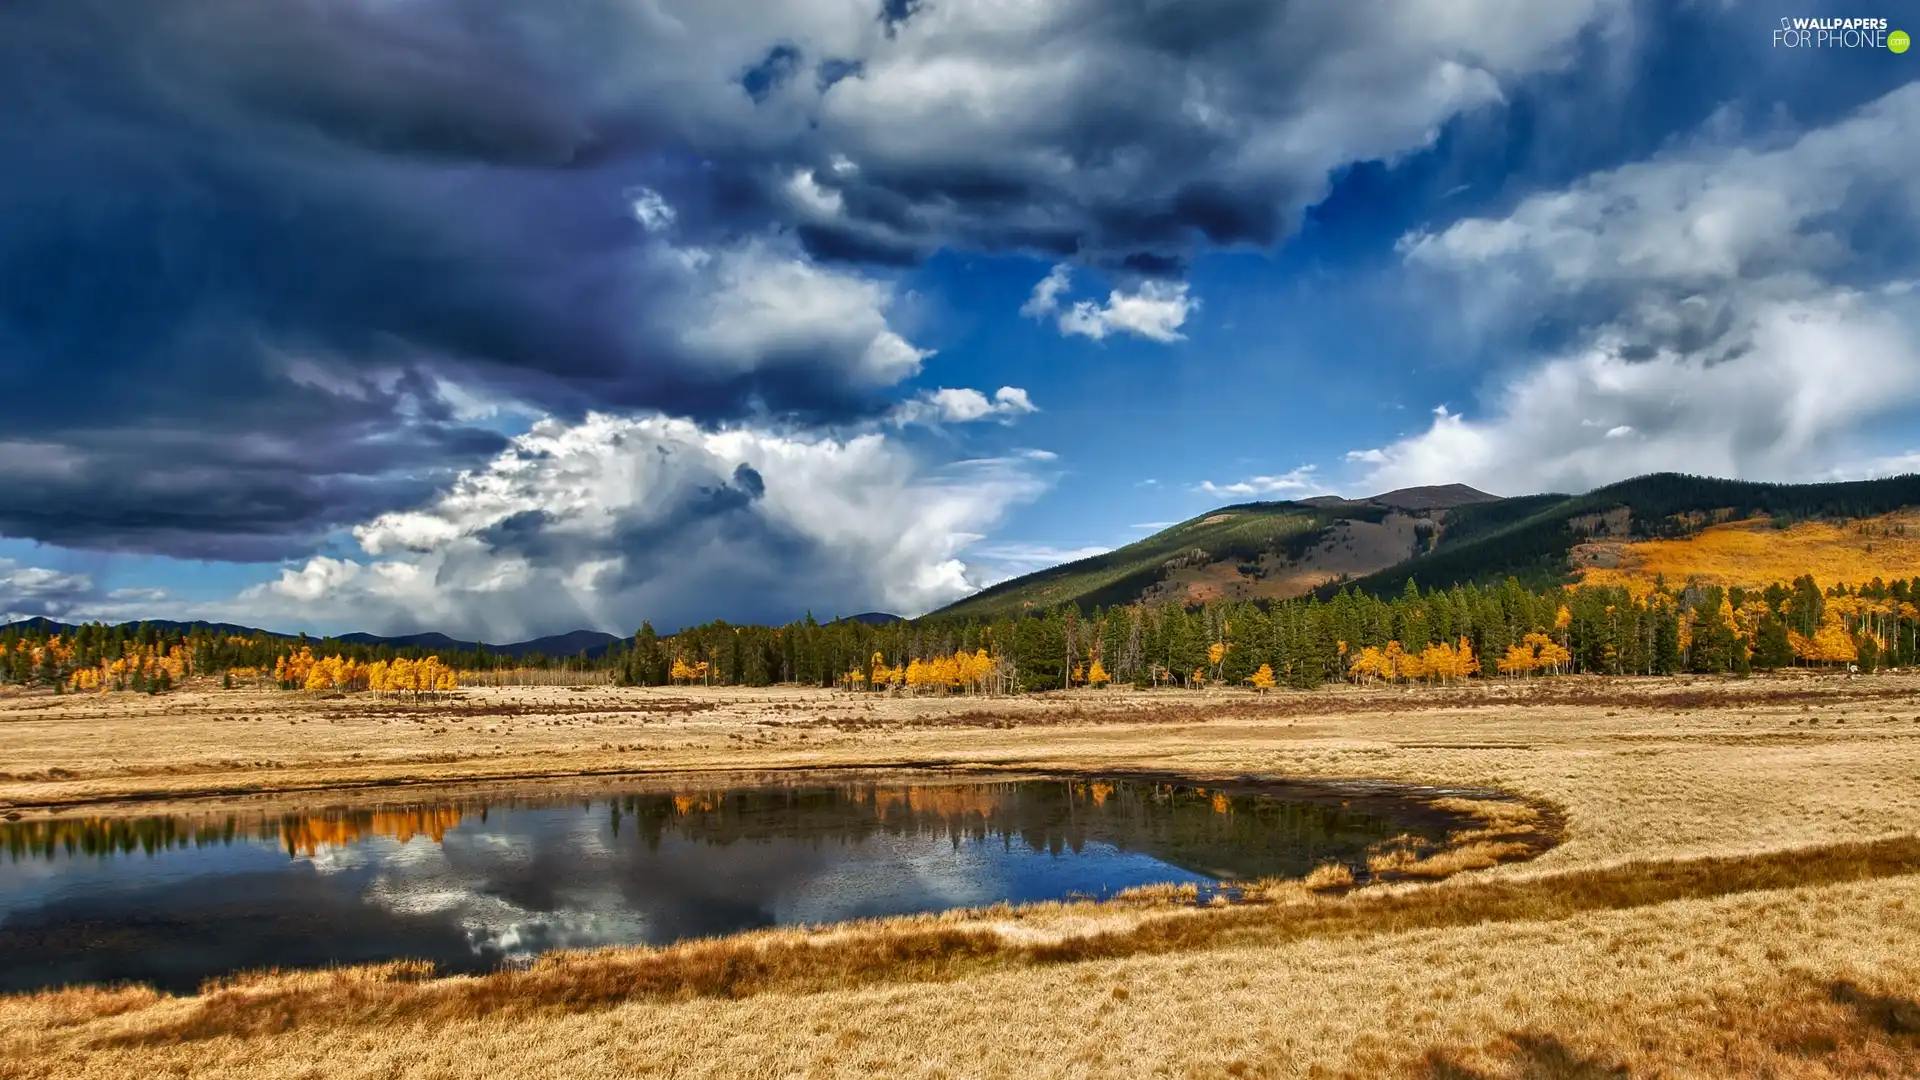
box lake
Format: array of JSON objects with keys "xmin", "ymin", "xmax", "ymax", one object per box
[{"xmin": 0, "ymin": 773, "xmax": 1480, "ymax": 992}]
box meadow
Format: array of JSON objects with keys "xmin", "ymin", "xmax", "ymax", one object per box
[{"xmin": 2, "ymin": 674, "xmax": 1918, "ymax": 1078}]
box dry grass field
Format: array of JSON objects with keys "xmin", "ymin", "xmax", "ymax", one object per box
[{"xmin": 3, "ymin": 673, "xmax": 1920, "ymax": 1078}]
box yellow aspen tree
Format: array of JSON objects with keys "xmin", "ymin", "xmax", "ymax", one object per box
[
  {"xmin": 1383, "ymin": 641, "xmax": 1408, "ymax": 682},
  {"xmin": 1498, "ymin": 643, "xmax": 1536, "ymax": 676}
]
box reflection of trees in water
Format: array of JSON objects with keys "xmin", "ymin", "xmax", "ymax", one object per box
[
  {"xmin": 1, "ymin": 781, "xmax": 1445, "ymax": 879},
  {"xmin": 615, "ymin": 781, "xmax": 1426, "ymax": 879},
  {"xmin": 2, "ymin": 807, "xmax": 472, "ymax": 861}
]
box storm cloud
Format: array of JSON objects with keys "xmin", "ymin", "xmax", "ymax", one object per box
[{"xmin": 0, "ymin": 0, "xmax": 1628, "ymax": 561}]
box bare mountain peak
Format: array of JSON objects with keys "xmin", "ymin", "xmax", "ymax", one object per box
[{"xmin": 1366, "ymin": 484, "xmax": 1501, "ymax": 511}]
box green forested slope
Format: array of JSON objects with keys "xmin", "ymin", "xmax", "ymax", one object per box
[{"xmin": 1336, "ymin": 472, "xmax": 1920, "ymax": 597}]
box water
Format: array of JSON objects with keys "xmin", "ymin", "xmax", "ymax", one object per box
[{"xmin": 0, "ymin": 774, "xmax": 1473, "ymax": 992}]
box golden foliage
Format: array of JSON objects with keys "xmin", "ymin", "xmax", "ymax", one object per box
[
  {"xmin": 268, "ymin": 650, "xmax": 455, "ymax": 696},
  {"xmin": 902, "ymin": 650, "xmax": 996, "ymax": 695},
  {"xmin": 1792, "ymin": 613, "xmax": 1860, "ymax": 664},
  {"xmin": 1347, "ymin": 637, "xmax": 1480, "ymax": 683},
  {"xmin": 1496, "ymin": 632, "xmax": 1571, "ymax": 677},
  {"xmin": 1578, "ymin": 512, "xmax": 1920, "ymax": 592},
  {"xmin": 65, "ymin": 643, "xmax": 190, "ymax": 693}
]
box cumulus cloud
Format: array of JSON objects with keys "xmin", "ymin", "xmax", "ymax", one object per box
[
  {"xmin": 1058, "ymin": 281, "xmax": 1197, "ymax": 343},
  {"xmin": 1020, "ymin": 265, "xmax": 1074, "ymax": 318},
  {"xmin": 231, "ymin": 413, "xmax": 1051, "ymax": 637},
  {"xmin": 1020, "ymin": 264, "xmax": 1197, "ymax": 343},
  {"xmin": 892, "ymin": 386, "xmax": 1039, "ymax": 426},
  {"xmin": 1356, "ymin": 84, "xmax": 1920, "ymax": 494},
  {"xmin": 1197, "ymin": 467, "xmax": 1328, "ymax": 499},
  {"xmin": 0, "ymin": 560, "xmax": 97, "ymax": 623}
]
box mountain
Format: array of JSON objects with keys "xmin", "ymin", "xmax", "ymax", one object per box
[
  {"xmin": 834, "ymin": 612, "xmax": 904, "ymax": 625},
  {"xmin": 1335, "ymin": 471, "xmax": 1920, "ymax": 597},
  {"xmin": 332, "ymin": 628, "xmax": 621, "ymax": 657},
  {"xmin": 0, "ymin": 618, "xmax": 625, "ymax": 658},
  {"xmin": 0, "ymin": 617, "xmax": 294, "ymax": 639},
  {"xmin": 934, "ymin": 473, "xmax": 1920, "ymax": 617},
  {"xmin": 933, "ymin": 484, "xmax": 1502, "ymax": 619}
]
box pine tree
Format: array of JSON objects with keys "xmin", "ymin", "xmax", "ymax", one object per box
[
  {"xmin": 1754, "ymin": 614, "xmax": 1794, "ymax": 670},
  {"xmin": 1014, "ymin": 615, "xmax": 1062, "ymax": 693},
  {"xmin": 1858, "ymin": 634, "xmax": 1879, "ymax": 674},
  {"xmin": 1652, "ymin": 608, "xmax": 1683, "ymax": 675}
]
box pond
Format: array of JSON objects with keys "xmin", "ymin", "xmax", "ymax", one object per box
[{"xmin": 0, "ymin": 773, "xmax": 1490, "ymax": 993}]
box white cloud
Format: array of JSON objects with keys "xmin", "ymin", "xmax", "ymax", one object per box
[
  {"xmin": 627, "ymin": 187, "xmax": 676, "ymax": 231},
  {"xmin": 1357, "ymin": 83, "xmax": 1920, "ymax": 494},
  {"xmin": 669, "ymin": 236, "xmax": 931, "ymax": 385},
  {"xmin": 232, "ymin": 413, "xmax": 1050, "ymax": 638},
  {"xmin": 0, "ymin": 560, "xmax": 95, "ymax": 622},
  {"xmin": 1020, "ymin": 264, "xmax": 1074, "ymax": 318},
  {"xmin": 1021, "ymin": 264, "xmax": 1196, "ymax": 344},
  {"xmin": 1825, "ymin": 450, "xmax": 1920, "ymax": 482},
  {"xmin": 261, "ymin": 556, "xmax": 364, "ymax": 604},
  {"xmin": 892, "ymin": 386, "xmax": 1039, "ymax": 425},
  {"xmin": 1058, "ymin": 280, "xmax": 1197, "ymax": 343},
  {"xmin": 784, "ymin": 169, "xmax": 845, "ymax": 218},
  {"xmin": 965, "ymin": 542, "xmax": 1111, "ymax": 585},
  {"xmin": 1197, "ymin": 466, "xmax": 1328, "ymax": 498}
]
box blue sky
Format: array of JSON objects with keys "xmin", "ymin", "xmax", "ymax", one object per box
[{"xmin": 1, "ymin": 0, "xmax": 1917, "ymax": 638}]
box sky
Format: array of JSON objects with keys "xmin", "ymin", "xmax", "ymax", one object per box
[{"xmin": 1, "ymin": 0, "xmax": 1917, "ymax": 639}]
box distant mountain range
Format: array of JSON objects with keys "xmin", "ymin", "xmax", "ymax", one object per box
[
  {"xmin": 931, "ymin": 472, "xmax": 1920, "ymax": 618},
  {"xmin": 11, "ymin": 473, "xmax": 1919, "ymax": 642},
  {"xmin": 0, "ymin": 614, "xmax": 910, "ymax": 654},
  {"xmin": 0, "ymin": 617, "xmax": 628, "ymax": 659}
]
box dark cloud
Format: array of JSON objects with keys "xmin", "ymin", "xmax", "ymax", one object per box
[
  {"xmin": 2, "ymin": 0, "xmax": 1635, "ymax": 561},
  {"xmin": 0, "ymin": 0, "xmax": 934, "ymax": 557},
  {"xmin": 743, "ymin": 45, "xmax": 804, "ymax": 103}
]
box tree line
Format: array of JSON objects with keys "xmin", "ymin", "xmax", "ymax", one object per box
[{"xmin": 4, "ymin": 573, "xmax": 1916, "ymax": 696}]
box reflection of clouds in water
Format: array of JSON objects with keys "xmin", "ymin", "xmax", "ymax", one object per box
[
  {"xmin": 564, "ymin": 813, "xmax": 614, "ymax": 859},
  {"xmin": 340, "ymin": 809, "xmax": 655, "ymax": 959},
  {"xmin": 482, "ymin": 909, "xmax": 649, "ymax": 958},
  {"xmin": 777, "ymin": 831, "xmax": 1208, "ymax": 925},
  {"xmin": 3, "ymin": 781, "xmax": 1433, "ymax": 993},
  {"xmin": 447, "ymin": 830, "xmax": 535, "ymax": 863},
  {"xmin": 298, "ymin": 843, "xmax": 375, "ymax": 875},
  {"xmin": 322, "ymin": 799, "xmax": 1224, "ymax": 958}
]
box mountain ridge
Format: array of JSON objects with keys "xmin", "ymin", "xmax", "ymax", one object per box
[
  {"xmin": 936, "ymin": 472, "xmax": 1920, "ymax": 618},
  {"xmin": 0, "ymin": 618, "xmax": 626, "ymax": 659}
]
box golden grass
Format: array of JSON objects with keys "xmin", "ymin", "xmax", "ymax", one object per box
[
  {"xmin": 16, "ymin": 836, "xmax": 1919, "ymax": 1046},
  {"xmin": 3, "ymin": 674, "xmax": 1920, "ymax": 1076},
  {"xmin": 1575, "ymin": 510, "xmax": 1920, "ymax": 592},
  {"xmin": 1301, "ymin": 861, "xmax": 1356, "ymax": 890}
]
